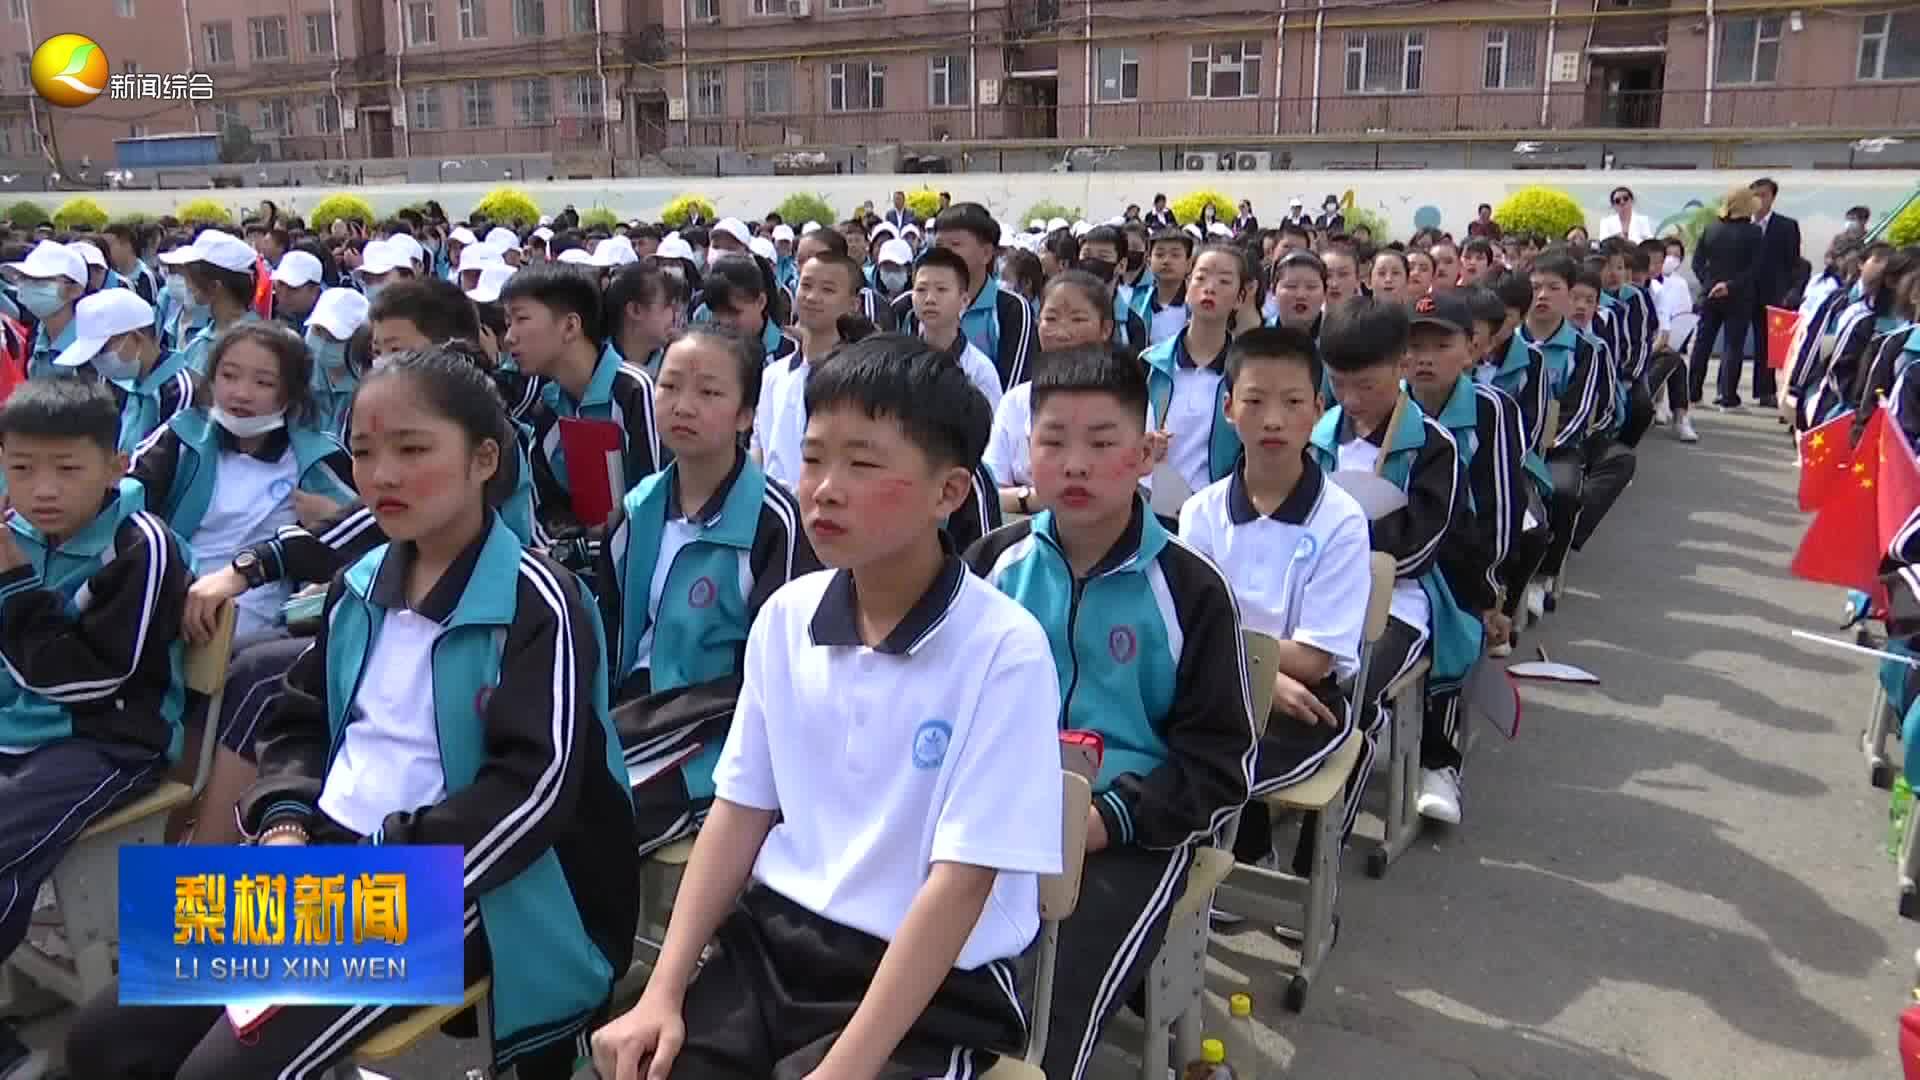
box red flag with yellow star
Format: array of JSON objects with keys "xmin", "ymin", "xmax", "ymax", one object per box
[
  {"xmin": 1798, "ymin": 409, "xmax": 1859, "ymax": 511},
  {"xmin": 1792, "ymin": 408, "xmax": 1887, "ymax": 590},
  {"xmin": 1880, "ymin": 410, "xmax": 1920, "ymax": 556},
  {"xmin": 1766, "ymin": 306, "xmax": 1799, "ymax": 370}
]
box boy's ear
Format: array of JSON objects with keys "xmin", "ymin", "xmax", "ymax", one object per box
[
  {"xmin": 934, "ymin": 463, "xmax": 975, "ymax": 519},
  {"xmin": 110, "ymin": 450, "xmax": 130, "ymax": 479}
]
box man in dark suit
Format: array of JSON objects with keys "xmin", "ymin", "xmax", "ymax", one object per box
[
  {"xmin": 1744, "ymin": 176, "xmax": 1800, "ymax": 408},
  {"xmin": 885, "ymin": 191, "xmax": 917, "ymax": 230}
]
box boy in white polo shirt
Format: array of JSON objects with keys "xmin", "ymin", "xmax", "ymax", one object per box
[
  {"xmin": 752, "ymin": 252, "xmax": 863, "ymax": 492},
  {"xmin": 1179, "ymin": 327, "xmax": 1370, "ymax": 873},
  {"xmin": 593, "ymin": 335, "xmax": 1064, "ymax": 1080}
]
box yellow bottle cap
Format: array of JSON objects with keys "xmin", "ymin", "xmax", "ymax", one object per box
[
  {"xmin": 1230, "ymin": 993, "xmax": 1252, "ymax": 1017},
  {"xmin": 1203, "ymin": 1038, "xmax": 1226, "ymax": 1064}
]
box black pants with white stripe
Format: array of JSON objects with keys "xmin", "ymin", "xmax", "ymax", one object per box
[
  {"xmin": 213, "ymin": 631, "xmax": 308, "ymax": 762},
  {"xmin": 632, "ymin": 769, "xmax": 709, "ymax": 858},
  {"xmin": 0, "ymin": 739, "xmax": 162, "ymax": 963},
  {"xmin": 1422, "ymin": 690, "xmax": 1464, "ymax": 772},
  {"xmin": 1340, "ymin": 616, "xmax": 1429, "ymax": 848},
  {"xmin": 1572, "ymin": 438, "xmax": 1637, "ymax": 551},
  {"xmin": 669, "ymin": 885, "xmax": 1027, "ymax": 1079},
  {"xmin": 1043, "ymin": 844, "xmax": 1195, "ymax": 1080},
  {"xmin": 1230, "ymin": 680, "xmax": 1353, "ymax": 874}
]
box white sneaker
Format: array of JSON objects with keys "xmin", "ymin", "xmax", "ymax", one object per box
[
  {"xmin": 1675, "ymin": 414, "xmax": 1699, "ymax": 443},
  {"xmin": 1524, "ymin": 582, "xmax": 1546, "ymax": 621},
  {"xmin": 1417, "ymin": 767, "xmax": 1462, "ymax": 825},
  {"xmin": 1653, "ymin": 398, "xmax": 1672, "ymax": 426},
  {"xmin": 1488, "ymin": 640, "xmax": 1513, "ymax": 658}
]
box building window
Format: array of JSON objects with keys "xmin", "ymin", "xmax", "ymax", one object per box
[
  {"xmin": 1860, "ymin": 12, "xmax": 1920, "ymax": 81},
  {"xmin": 408, "ymin": 86, "xmax": 442, "ymax": 129},
  {"xmin": 1715, "ymin": 15, "xmax": 1781, "ymax": 84},
  {"xmin": 1344, "ymin": 30, "xmax": 1423, "ymax": 93},
  {"xmin": 828, "ymin": 61, "xmax": 885, "ymax": 111},
  {"xmin": 690, "ymin": 0, "xmax": 716, "ymax": 19},
  {"xmin": 305, "ymin": 13, "xmax": 335, "ymax": 54},
  {"xmin": 571, "ymin": 0, "xmax": 595, "ymax": 30},
  {"xmin": 202, "ymin": 21, "xmax": 235, "ymax": 65},
  {"xmin": 11, "ymin": 53, "xmax": 26, "ymax": 89},
  {"xmin": 1483, "ymin": 27, "xmax": 1538, "ymax": 89},
  {"xmin": 1096, "ymin": 46, "xmax": 1139, "ymax": 102},
  {"xmin": 513, "ymin": 0, "xmax": 545, "ymax": 36},
  {"xmin": 6, "ymin": 0, "xmax": 21, "ymax": 22},
  {"xmin": 826, "ymin": 0, "xmax": 877, "ymax": 10},
  {"xmin": 747, "ymin": 61, "xmax": 790, "ymax": 114},
  {"xmin": 462, "ymin": 80, "xmax": 493, "ymax": 125},
  {"xmin": 691, "ymin": 66, "xmax": 723, "ymax": 116},
  {"xmin": 929, "ymin": 53, "xmax": 969, "ymax": 107},
  {"xmin": 512, "ymin": 76, "xmax": 551, "ymax": 123},
  {"xmin": 114, "ymin": 0, "xmax": 135, "ymax": 16},
  {"xmin": 315, "ymin": 96, "xmax": 340, "ymax": 134},
  {"xmin": 567, "ymin": 73, "xmax": 603, "ymax": 114},
  {"xmin": 1189, "ymin": 41, "xmax": 1261, "ymax": 100},
  {"xmin": 404, "ymin": 2, "xmax": 437, "ymax": 45},
  {"xmin": 458, "ymin": 0, "xmax": 487, "ymax": 37},
  {"xmin": 748, "ymin": 0, "xmax": 782, "ymax": 15},
  {"xmin": 260, "ymin": 98, "xmax": 293, "ymax": 136},
  {"xmin": 0, "ymin": 124, "xmax": 13, "ymax": 156},
  {"xmin": 250, "ymin": 16, "xmax": 289, "ymax": 61}
]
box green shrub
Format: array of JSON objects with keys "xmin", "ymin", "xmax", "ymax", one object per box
[
  {"xmin": 471, "ymin": 187, "xmax": 541, "ymax": 230},
  {"xmin": 1341, "ymin": 205, "xmax": 1392, "ymax": 243},
  {"xmin": 1887, "ymin": 200, "xmax": 1920, "ymax": 247},
  {"xmin": 773, "ymin": 192, "xmax": 835, "ymax": 229},
  {"xmin": 660, "ymin": 194, "xmax": 718, "ymax": 229},
  {"xmin": 309, "ymin": 194, "xmax": 377, "ymax": 230},
  {"xmin": 109, "ymin": 211, "xmax": 153, "ymax": 227},
  {"xmin": 1022, "ymin": 200, "xmax": 1082, "ymax": 227},
  {"xmin": 1170, "ymin": 190, "xmax": 1238, "ymax": 227},
  {"xmin": 578, "ymin": 207, "xmax": 621, "ymax": 232},
  {"xmin": 902, "ymin": 188, "xmax": 942, "ymax": 223},
  {"xmin": 3, "ymin": 201, "xmax": 49, "ymax": 228},
  {"xmin": 1491, "ymin": 186, "xmax": 1585, "ymax": 242},
  {"xmin": 175, "ymin": 198, "xmax": 233, "ymax": 227},
  {"xmin": 51, "ymin": 197, "xmax": 109, "ymax": 231}
]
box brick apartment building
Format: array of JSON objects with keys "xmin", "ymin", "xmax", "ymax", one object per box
[{"xmin": 0, "ymin": 0, "xmax": 1913, "ymax": 168}]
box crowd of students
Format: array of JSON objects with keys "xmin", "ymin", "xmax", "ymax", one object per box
[{"xmin": 0, "ymin": 182, "xmax": 1775, "ymax": 1080}]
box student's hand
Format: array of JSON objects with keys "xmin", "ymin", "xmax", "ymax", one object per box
[
  {"xmin": 1484, "ymin": 610, "xmax": 1513, "ymax": 649},
  {"xmin": 1272, "ymin": 670, "xmax": 1337, "ymax": 727},
  {"xmin": 1707, "ymin": 282, "xmax": 1729, "ymax": 300},
  {"xmin": 476, "ymin": 324, "xmax": 501, "ymax": 367},
  {"xmin": 183, "ymin": 568, "xmax": 246, "ymax": 645},
  {"xmin": 1085, "ymin": 806, "xmax": 1109, "ymax": 854},
  {"xmin": 1145, "ymin": 428, "xmax": 1171, "ymax": 465},
  {"xmin": 0, "ymin": 525, "xmax": 25, "ymax": 575},
  {"xmin": 292, "ymin": 491, "xmax": 344, "ymax": 531},
  {"xmin": 591, "ymin": 990, "xmax": 687, "ymax": 1080}
]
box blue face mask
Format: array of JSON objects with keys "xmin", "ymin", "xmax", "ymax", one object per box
[
  {"xmin": 305, "ymin": 331, "xmax": 347, "ymax": 371},
  {"xmin": 362, "ymin": 282, "xmax": 386, "ymax": 304},
  {"xmin": 17, "ymin": 281, "xmax": 67, "ymax": 318}
]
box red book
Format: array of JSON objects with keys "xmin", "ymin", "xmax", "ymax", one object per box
[
  {"xmin": 1798, "ymin": 409, "xmax": 1859, "ymax": 512},
  {"xmin": 1766, "ymin": 306, "xmax": 1799, "ymax": 370},
  {"xmin": 557, "ymin": 417, "xmax": 626, "ymax": 529}
]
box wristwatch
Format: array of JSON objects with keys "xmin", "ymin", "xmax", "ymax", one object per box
[
  {"xmin": 232, "ymin": 549, "xmax": 267, "ymax": 590},
  {"xmin": 1017, "ymin": 487, "xmax": 1034, "ymax": 515}
]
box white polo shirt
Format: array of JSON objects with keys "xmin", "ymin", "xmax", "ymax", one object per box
[
  {"xmin": 932, "ymin": 331, "xmax": 1003, "ymax": 417},
  {"xmin": 753, "ymin": 353, "xmax": 812, "ymax": 491},
  {"xmin": 1336, "ymin": 435, "xmax": 1429, "ymax": 632},
  {"xmin": 712, "ymin": 558, "xmax": 1066, "ymax": 970},
  {"xmin": 1179, "ymin": 458, "xmax": 1371, "ymax": 680},
  {"xmin": 1164, "ymin": 332, "xmax": 1228, "ymax": 496}
]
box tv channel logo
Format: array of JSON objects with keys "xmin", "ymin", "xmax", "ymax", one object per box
[{"xmin": 31, "ymin": 34, "xmax": 107, "ymax": 108}]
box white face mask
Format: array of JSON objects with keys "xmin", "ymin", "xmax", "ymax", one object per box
[
  {"xmin": 93, "ymin": 340, "xmax": 144, "ymax": 383},
  {"xmin": 1662, "ymin": 255, "xmax": 1681, "ymax": 276},
  {"xmin": 210, "ymin": 406, "xmax": 287, "ymax": 438},
  {"xmin": 879, "ymin": 267, "xmax": 909, "ymax": 293}
]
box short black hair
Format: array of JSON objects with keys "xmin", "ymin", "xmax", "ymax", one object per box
[
  {"xmin": 1149, "ymin": 229, "xmax": 1195, "ymax": 258},
  {"xmin": 932, "ymin": 202, "xmax": 1000, "ymax": 248},
  {"xmin": 1042, "ymin": 230, "xmax": 1080, "ymax": 265},
  {"xmin": 803, "ymin": 251, "xmax": 866, "ymax": 295},
  {"xmin": 802, "ymin": 334, "xmax": 991, "ymax": 471},
  {"xmin": 1320, "ymin": 296, "xmax": 1410, "ymax": 374},
  {"xmin": 1848, "ymin": 205, "xmax": 1872, "ymax": 220},
  {"xmin": 1492, "ymin": 270, "xmax": 1534, "ymax": 313},
  {"xmin": 1751, "ymin": 177, "xmax": 1779, "ymax": 197},
  {"xmin": 1278, "ymin": 221, "xmax": 1311, "ymax": 244},
  {"xmin": 1461, "ymin": 286, "xmax": 1507, "ymax": 331},
  {"xmin": 499, "ymin": 262, "xmax": 605, "ymax": 342},
  {"xmin": 1194, "ymin": 243, "xmax": 1250, "ymax": 288},
  {"xmin": 0, "ymin": 375, "xmax": 121, "ymax": 450},
  {"xmin": 1030, "ymin": 344, "xmax": 1150, "ymax": 425},
  {"xmin": 1570, "ymin": 265, "xmax": 1604, "ymax": 295},
  {"xmin": 369, "ymin": 277, "xmax": 481, "ymax": 344},
  {"xmin": 701, "ymin": 254, "xmax": 773, "ymax": 317},
  {"xmin": 913, "ymin": 245, "xmax": 972, "ymax": 291},
  {"xmin": 1623, "ymin": 246, "xmax": 1651, "ymax": 274},
  {"xmin": 1275, "ymin": 250, "xmax": 1327, "ymax": 283},
  {"xmin": 354, "ymin": 347, "xmax": 517, "ymax": 509},
  {"xmin": 1530, "ymin": 253, "xmax": 1578, "ymax": 288},
  {"xmin": 1226, "ymin": 326, "xmax": 1320, "ymax": 392},
  {"xmin": 1597, "ymin": 236, "xmax": 1634, "ymax": 258},
  {"xmin": 1080, "ymin": 225, "xmax": 1124, "ymax": 254},
  {"xmin": 669, "ymin": 323, "xmax": 765, "ymax": 412},
  {"xmin": 1461, "ymin": 237, "xmax": 1495, "ymax": 261}
]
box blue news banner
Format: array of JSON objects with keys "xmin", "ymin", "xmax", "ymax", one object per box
[{"xmin": 119, "ymin": 845, "xmax": 466, "ymax": 1007}]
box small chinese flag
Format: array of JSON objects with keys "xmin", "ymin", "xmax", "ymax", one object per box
[
  {"xmin": 252, "ymin": 254, "xmax": 273, "ymax": 319},
  {"xmin": 1793, "ymin": 408, "xmax": 1890, "ymax": 591},
  {"xmin": 1881, "ymin": 412, "xmax": 1920, "ymax": 556},
  {"xmin": 1767, "ymin": 306, "xmax": 1799, "ymax": 370},
  {"xmin": 1798, "ymin": 409, "xmax": 1859, "ymax": 511}
]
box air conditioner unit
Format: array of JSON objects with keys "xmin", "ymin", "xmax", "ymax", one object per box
[
  {"xmin": 1227, "ymin": 150, "xmax": 1269, "ymax": 171},
  {"xmin": 1180, "ymin": 152, "xmax": 1214, "ymax": 171},
  {"xmin": 788, "ymin": 0, "xmax": 811, "ymax": 16}
]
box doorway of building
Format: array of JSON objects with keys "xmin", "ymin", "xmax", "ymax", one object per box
[
  {"xmin": 1587, "ymin": 56, "xmax": 1664, "ymax": 128},
  {"xmin": 1006, "ymin": 77, "xmax": 1058, "ymax": 140},
  {"xmin": 363, "ymin": 108, "xmax": 395, "ymax": 158}
]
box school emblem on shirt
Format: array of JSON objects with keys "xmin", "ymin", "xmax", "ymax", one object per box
[
  {"xmin": 911, "ymin": 720, "xmax": 952, "ymax": 770},
  {"xmin": 269, "ymin": 478, "xmax": 295, "ymax": 502},
  {"xmin": 687, "ymin": 576, "xmax": 717, "ymax": 609},
  {"xmin": 1108, "ymin": 626, "xmax": 1138, "ymax": 664},
  {"xmin": 1294, "ymin": 534, "xmax": 1319, "ymax": 562}
]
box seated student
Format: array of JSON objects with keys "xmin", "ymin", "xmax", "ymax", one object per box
[
  {"xmin": 591, "ymin": 336, "xmax": 1064, "ymax": 1080},
  {"xmin": 1853, "ymin": 264, "xmax": 1920, "ymax": 433},
  {"xmin": 353, "ymin": 236, "xmax": 416, "ymax": 302},
  {"xmin": 1403, "ymin": 293, "xmax": 1526, "ymax": 822},
  {"xmin": 1823, "ymin": 249, "xmax": 1920, "ymax": 431},
  {"xmin": 502, "ymin": 263, "xmax": 663, "ymax": 557},
  {"xmin": 912, "ymin": 245, "xmax": 1005, "ymax": 414},
  {"xmin": 1792, "ymin": 242, "xmax": 1886, "ymax": 431},
  {"xmin": 704, "ymin": 253, "xmax": 799, "ymax": 367},
  {"xmin": 604, "ymin": 260, "xmax": 688, "ymax": 378},
  {"xmin": 1129, "ymin": 229, "xmax": 1195, "ymax": 347},
  {"xmin": 1369, "ymin": 248, "xmax": 1411, "ymax": 307},
  {"xmin": 5, "ymin": 239, "xmax": 88, "ymax": 377},
  {"xmin": 1177, "ymin": 328, "xmax": 1367, "ymax": 876},
  {"xmin": 68, "ymin": 349, "xmax": 636, "ymax": 1080},
  {"xmin": 1565, "ymin": 262, "xmax": 1638, "ymax": 561},
  {"xmin": 892, "ymin": 203, "xmax": 1036, "ymax": 390},
  {"xmin": 1271, "ymin": 251, "xmax": 1328, "ymax": 338},
  {"xmin": 1462, "ymin": 285, "xmax": 1551, "ymax": 644},
  {"xmin": 753, "ymin": 251, "xmax": 863, "ymax": 491},
  {"xmin": 158, "ymin": 229, "xmax": 265, "ymax": 376},
  {"xmin": 1142, "ymin": 243, "xmax": 1249, "ymax": 495},
  {"xmin": 269, "ymin": 249, "xmax": 325, "ymax": 335},
  {"xmin": 302, "ymin": 286, "xmax": 370, "ymax": 437},
  {"xmin": 872, "ymin": 236, "xmax": 914, "ymax": 310},
  {"xmin": 1595, "ymin": 241, "xmax": 1655, "ymax": 447},
  {"xmin": 1519, "ymin": 254, "xmax": 1605, "ymax": 600},
  {"xmin": 792, "ymin": 223, "xmax": 891, "ymax": 332},
  {"xmin": 967, "ymin": 346, "xmax": 1256, "ymax": 1080},
  {"xmin": 1077, "ymin": 225, "xmax": 1151, "ymax": 352},
  {"xmin": 597, "ymin": 326, "xmax": 818, "ymax": 857},
  {"xmin": 1307, "ymin": 297, "xmax": 1463, "ymax": 844},
  {"xmin": 0, "ymin": 379, "xmax": 191, "ymax": 1080},
  {"xmin": 50, "ymin": 288, "xmax": 197, "ymax": 452}
]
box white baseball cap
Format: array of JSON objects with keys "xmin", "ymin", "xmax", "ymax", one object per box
[
  {"xmin": 531, "ymin": 226, "xmax": 555, "ymax": 242},
  {"xmin": 876, "ymin": 238, "xmax": 914, "ymax": 267},
  {"xmin": 1289, "ymin": 196, "xmax": 1303, "ymax": 207},
  {"xmin": 1070, "ymin": 221, "xmax": 1092, "ymax": 237},
  {"xmin": 771, "ymin": 223, "xmax": 796, "ymax": 243},
  {"xmin": 270, "ymin": 250, "xmax": 324, "ymax": 287},
  {"xmin": 484, "ymin": 226, "xmax": 521, "ymax": 250},
  {"xmin": 1184, "ymin": 223, "xmax": 1205, "ymax": 240},
  {"xmin": 53, "ymin": 288, "xmax": 155, "ymax": 368},
  {"xmin": 387, "ymin": 233, "xmax": 427, "ymax": 270},
  {"xmin": 800, "ymin": 221, "xmax": 821, "ymax": 236},
  {"xmin": 158, "ymin": 229, "xmax": 256, "ymax": 274},
  {"xmin": 306, "ymin": 287, "xmax": 370, "ymax": 341},
  {"xmin": 537, "ymin": 215, "xmax": 554, "ymax": 226},
  {"xmin": 712, "ymin": 218, "xmax": 752, "ymax": 248},
  {"xmin": 67, "ymin": 241, "xmax": 107, "ymax": 270},
  {"xmin": 1206, "ymin": 222, "xmax": 1232, "ymax": 238},
  {"xmin": 870, "ymin": 221, "xmax": 899, "ymax": 240},
  {"xmin": 555, "ymin": 248, "xmax": 597, "ymax": 266},
  {"xmin": 655, "ymin": 235, "xmax": 695, "ymax": 262},
  {"xmin": 1028, "ymin": 219, "xmax": 1045, "ymax": 231},
  {"xmin": 449, "ymin": 226, "xmax": 479, "ymax": 246},
  {"xmin": 457, "ymin": 242, "xmax": 507, "ymax": 273},
  {"xmin": 748, "ymin": 236, "xmax": 777, "ymax": 262},
  {"xmin": 1046, "ymin": 217, "xmax": 1069, "ymax": 233},
  {"xmin": 465, "ymin": 265, "xmax": 517, "ymax": 304},
  {"xmin": 902, "ymin": 223, "xmax": 922, "ymax": 238},
  {"xmin": 590, "ymin": 236, "xmax": 639, "ymax": 268},
  {"xmin": 6, "ymin": 239, "xmax": 88, "ymax": 285},
  {"xmin": 358, "ymin": 239, "xmax": 412, "ymax": 277}
]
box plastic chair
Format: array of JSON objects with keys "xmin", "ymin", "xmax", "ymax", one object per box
[
  {"xmin": 1364, "ymin": 553, "xmax": 1431, "ymax": 879},
  {"xmin": 1865, "ymin": 677, "xmax": 1898, "ymax": 790},
  {"xmin": 1, "ymin": 602, "xmax": 236, "ymax": 1007},
  {"xmin": 329, "ymin": 976, "xmax": 493, "ymax": 1079}
]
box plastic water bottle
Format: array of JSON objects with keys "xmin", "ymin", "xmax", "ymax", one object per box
[
  {"xmin": 1892, "ymin": 775, "xmax": 1913, "ymax": 860},
  {"xmin": 1228, "ymin": 993, "xmax": 1259, "ymax": 1080},
  {"xmin": 1180, "ymin": 1037, "xmax": 1237, "ymax": 1080}
]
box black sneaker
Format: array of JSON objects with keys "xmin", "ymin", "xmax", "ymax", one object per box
[{"xmin": 0, "ymin": 1021, "xmax": 48, "ymax": 1080}]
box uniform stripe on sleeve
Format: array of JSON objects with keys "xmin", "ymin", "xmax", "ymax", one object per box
[{"xmin": 0, "ymin": 513, "xmax": 169, "ymax": 702}]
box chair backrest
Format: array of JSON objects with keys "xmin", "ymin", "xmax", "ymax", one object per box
[
  {"xmin": 185, "ymin": 601, "xmax": 238, "ymax": 696},
  {"xmin": 1542, "ymin": 399, "xmax": 1562, "ymax": 452},
  {"xmin": 1364, "ymin": 552, "xmax": 1394, "ymax": 646},
  {"xmin": 1242, "ymin": 629, "xmax": 1281, "ymax": 740},
  {"xmin": 1041, "ymin": 772, "xmax": 1092, "ymax": 922}
]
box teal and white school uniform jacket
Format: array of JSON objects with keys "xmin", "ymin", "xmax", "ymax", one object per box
[
  {"xmin": 525, "ymin": 345, "xmax": 662, "ymax": 538},
  {"xmin": 891, "ymin": 275, "xmax": 1035, "ymax": 390},
  {"xmin": 240, "ymin": 515, "xmax": 637, "ymax": 1071},
  {"xmin": 965, "ymin": 497, "xmax": 1257, "ymax": 850},
  {"xmin": 0, "ymin": 479, "xmax": 190, "ymax": 760},
  {"xmin": 1485, "ymin": 332, "xmax": 1554, "ymax": 499},
  {"xmin": 596, "ymin": 452, "xmax": 816, "ymax": 796},
  {"xmin": 1519, "ymin": 320, "xmax": 1604, "ymax": 458},
  {"xmin": 176, "ymin": 311, "xmax": 263, "ymax": 376},
  {"xmin": 1423, "ymin": 374, "xmax": 1526, "ymax": 619},
  {"xmin": 109, "ymin": 345, "xmax": 198, "ymax": 453},
  {"xmin": 1142, "ymin": 329, "xmax": 1243, "ymax": 490}
]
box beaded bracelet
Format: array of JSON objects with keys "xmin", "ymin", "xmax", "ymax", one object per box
[{"xmin": 257, "ymin": 822, "xmax": 310, "ymax": 846}]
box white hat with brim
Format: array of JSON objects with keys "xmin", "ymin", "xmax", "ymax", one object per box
[
  {"xmin": 1070, "ymin": 221, "xmax": 1092, "ymax": 237},
  {"xmin": 387, "ymin": 233, "xmax": 426, "ymax": 269},
  {"xmin": 458, "ymin": 243, "xmax": 507, "ymax": 274},
  {"xmin": 712, "ymin": 218, "xmax": 753, "ymax": 249},
  {"xmin": 6, "ymin": 239, "xmax": 87, "ymax": 286},
  {"xmin": 1184, "ymin": 224, "xmax": 1205, "ymax": 240},
  {"xmin": 591, "ymin": 236, "xmax": 639, "ymax": 268},
  {"xmin": 465, "ymin": 265, "xmax": 518, "ymax": 304},
  {"xmin": 1028, "ymin": 219, "xmax": 1045, "ymax": 231},
  {"xmin": 870, "ymin": 221, "xmax": 900, "ymax": 240},
  {"xmin": 902, "ymin": 223, "xmax": 922, "ymax": 237},
  {"xmin": 358, "ymin": 239, "xmax": 412, "ymax": 277},
  {"xmin": 772, "ymin": 224, "xmax": 796, "ymax": 243},
  {"xmin": 655, "ymin": 236, "xmax": 695, "ymax": 262},
  {"xmin": 748, "ymin": 236, "xmax": 777, "ymax": 262},
  {"xmin": 449, "ymin": 226, "xmax": 479, "ymax": 246},
  {"xmin": 799, "ymin": 221, "xmax": 820, "ymax": 236},
  {"xmin": 67, "ymin": 241, "xmax": 106, "ymax": 270},
  {"xmin": 306, "ymin": 287, "xmax": 369, "ymax": 341},
  {"xmin": 1046, "ymin": 217, "xmax": 1069, "ymax": 233},
  {"xmin": 484, "ymin": 227, "xmax": 521, "ymax": 250},
  {"xmin": 270, "ymin": 250, "xmax": 324, "ymax": 287},
  {"xmin": 877, "ymin": 238, "xmax": 913, "ymax": 267},
  {"xmin": 53, "ymin": 288, "xmax": 155, "ymax": 368},
  {"xmin": 157, "ymin": 230, "xmax": 256, "ymax": 274},
  {"xmin": 531, "ymin": 226, "xmax": 555, "ymax": 242},
  {"xmin": 556, "ymin": 248, "xmax": 597, "ymax": 266},
  {"xmin": 1206, "ymin": 222, "xmax": 1232, "ymax": 238}
]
